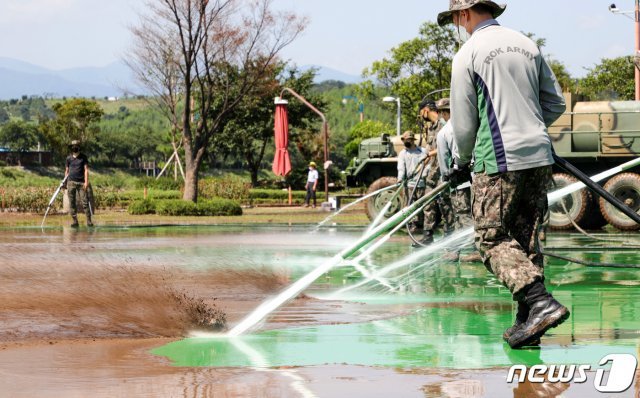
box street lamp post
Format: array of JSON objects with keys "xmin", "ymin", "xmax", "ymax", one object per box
[
  {"xmin": 383, "ymin": 96, "xmax": 401, "ymax": 136},
  {"xmin": 277, "ymin": 88, "xmax": 331, "ymax": 201},
  {"xmin": 609, "ymin": 1, "xmax": 640, "ymax": 100}
]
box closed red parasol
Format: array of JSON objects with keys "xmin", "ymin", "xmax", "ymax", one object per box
[{"xmin": 273, "ymin": 97, "xmax": 292, "ymax": 176}]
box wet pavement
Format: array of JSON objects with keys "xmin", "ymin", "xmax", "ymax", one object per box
[{"xmin": 0, "ymin": 225, "xmax": 639, "ymax": 397}]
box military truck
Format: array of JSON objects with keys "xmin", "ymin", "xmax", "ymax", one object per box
[{"xmin": 346, "ymin": 93, "xmax": 640, "ymax": 231}]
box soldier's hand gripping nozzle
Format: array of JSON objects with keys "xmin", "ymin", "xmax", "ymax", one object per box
[{"xmin": 443, "ymin": 161, "xmax": 472, "ymax": 186}]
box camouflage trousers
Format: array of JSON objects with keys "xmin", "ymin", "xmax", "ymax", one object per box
[
  {"xmin": 451, "ymin": 187, "xmax": 472, "ymax": 230},
  {"xmin": 472, "ymin": 166, "xmax": 552, "ymax": 295},
  {"xmin": 67, "ymin": 181, "xmax": 91, "ymax": 219},
  {"xmin": 422, "ymin": 183, "xmax": 455, "ymax": 233}
]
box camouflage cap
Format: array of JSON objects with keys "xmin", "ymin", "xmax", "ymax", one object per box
[
  {"xmin": 401, "ymin": 131, "xmax": 416, "ymax": 142},
  {"xmin": 437, "ymin": 0, "xmax": 506, "ymax": 27},
  {"xmin": 436, "ymin": 98, "xmax": 450, "ymax": 110}
]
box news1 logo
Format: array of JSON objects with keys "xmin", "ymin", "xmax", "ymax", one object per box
[{"xmin": 507, "ymin": 354, "xmax": 638, "ymax": 393}]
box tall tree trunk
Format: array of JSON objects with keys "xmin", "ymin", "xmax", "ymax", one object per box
[
  {"xmin": 250, "ymin": 167, "xmax": 259, "ymax": 187},
  {"xmin": 183, "ymin": 163, "xmax": 199, "ymax": 202}
]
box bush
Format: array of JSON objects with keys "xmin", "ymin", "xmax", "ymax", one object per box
[
  {"xmin": 93, "ymin": 189, "xmax": 182, "ymax": 209},
  {"xmin": 196, "ymin": 198, "xmax": 243, "ymax": 216},
  {"xmin": 248, "ymin": 189, "xmax": 326, "ymax": 204},
  {"xmin": 135, "ymin": 176, "xmax": 183, "ymax": 191},
  {"xmin": 128, "ymin": 199, "xmax": 157, "ymax": 215},
  {"xmin": 1, "ymin": 186, "xmax": 59, "ymax": 213},
  {"xmin": 155, "ymin": 199, "xmax": 198, "ymax": 216},
  {"xmin": 133, "ymin": 198, "xmax": 243, "ymax": 217},
  {"xmin": 199, "ymin": 175, "xmax": 251, "ymax": 201}
]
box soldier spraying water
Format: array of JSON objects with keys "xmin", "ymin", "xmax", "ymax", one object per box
[{"xmin": 437, "ymin": 0, "xmax": 569, "ymax": 348}]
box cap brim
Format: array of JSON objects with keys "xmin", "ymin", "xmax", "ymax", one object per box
[{"xmin": 437, "ymin": 11, "xmax": 454, "ymax": 27}]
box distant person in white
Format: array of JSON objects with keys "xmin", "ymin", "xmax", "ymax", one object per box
[{"xmin": 304, "ymin": 161, "xmax": 319, "ymax": 208}]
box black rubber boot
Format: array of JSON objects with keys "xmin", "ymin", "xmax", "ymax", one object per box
[
  {"xmin": 71, "ymin": 217, "xmax": 79, "ymax": 228},
  {"xmin": 507, "ymin": 281, "xmax": 570, "ymax": 349},
  {"xmin": 503, "ymin": 301, "xmax": 540, "ymax": 345},
  {"xmin": 87, "ymin": 217, "xmax": 94, "ymax": 227}
]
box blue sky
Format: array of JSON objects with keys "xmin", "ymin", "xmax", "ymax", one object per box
[{"xmin": 0, "ymin": 0, "xmax": 635, "ymax": 78}]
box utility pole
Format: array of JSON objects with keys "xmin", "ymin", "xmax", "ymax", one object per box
[
  {"xmin": 610, "ymin": 2, "xmax": 640, "ymax": 100},
  {"xmin": 635, "ymin": 0, "xmax": 640, "ymax": 100}
]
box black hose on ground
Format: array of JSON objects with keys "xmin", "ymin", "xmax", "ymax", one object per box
[
  {"xmin": 553, "ymin": 154, "xmax": 640, "ymax": 225},
  {"xmin": 540, "ymin": 249, "xmax": 640, "ymax": 269}
]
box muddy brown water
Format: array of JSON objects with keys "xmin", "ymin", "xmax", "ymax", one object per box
[{"xmin": 1, "ymin": 225, "xmax": 639, "ymax": 397}]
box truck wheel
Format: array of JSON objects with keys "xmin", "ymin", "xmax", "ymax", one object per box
[
  {"xmin": 598, "ymin": 172, "xmax": 640, "ymax": 231},
  {"xmin": 365, "ymin": 177, "xmax": 403, "ymax": 221},
  {"xmin": 549, "ymin": 173, "xmax": 590, "ymax": 230},
  {"xmin": 579, "ymin": 195, "xmax": 607, "ymax": 230}
]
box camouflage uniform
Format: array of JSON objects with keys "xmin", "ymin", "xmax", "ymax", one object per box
[
  {"xmin": 472, "ymin": 166, "xmax": 552, "ymax": 293},
  {"xmin": 67, "ymin": 181, "xmax": 91, "ymax": 220},
  {"xmin": 423, "ymin": 120, "xmax": 455, "ymax": 233},
  {"xmin": 450, "ymin": 186, "xmax": 472, "ymax": 229}
]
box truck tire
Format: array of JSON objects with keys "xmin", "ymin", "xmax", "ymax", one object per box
[
  {"xmin": 579, "ymin": 195, "xmax": 607, "ymax": 230},
  {"xmin": 365, "ymin": 177, "xmax": 403, "ymax": 221},
  {"xmin": 598, "ymin": 172, "xmax": 640, "ymax": 231},
  {"xmin": 549, "ymin": 173, "xmax": 590, "ymax": 230}
]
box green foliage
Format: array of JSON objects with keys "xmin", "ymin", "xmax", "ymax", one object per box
[
  {"xmin": 96, "ymin": 105, "xmax": 169, "ymax": 167},
  {"xmin": 94, "ymin": 189, "xmax": 181, "ymax": 209},
  {"xmin": 313, "ymin": 82, "xmax": 395, "ymax": 169},
  {"xmin": 248, "ymin": 189, "xmax": 325, "ymax": 204},
  {"xmin": 0, "ymin": 96, "xmax": 54, "ymax": 125},
  {"xmin": 40, "ymin": 99, "xmax": 104, "ymax": 159},
  {"xmin": 135, "ymin": 176, "xmax": 183, "ymax": 191},
  {"xmin": 212, "ymin": 65, "xmax": 327, "ymax": 188},
  {"xmin": 1, "ymin": 186, "xmax": 58, "ymax": 213},
  {"xmin": 153, "ymin": 198, "xmax": 242, "ymax": 216},
  {"xmin": 361, "ymin": 22, "xmax": 457, "ymax": 128},
  {"xmin": 128, "ymin": 199, "xmax": 157, "ymax": 215},
  {"xmin": 199, "ymin": 175, "xmax": 252, "ymax": 201},
  {"xmin": 548, "ymin": 59, "xmax": 576, "ymax": 92},
  {"xmin": 579, "ymin": 56, "xmax": 635, "ymax": 101},
  {"xmin": 0, "ymin": 107, "xmax": 9, "ymax": 124},
  {"xmin": 0, "ymin": 120, "xmax": 42, "ymax": 151},
  {"xmin": 0, "ymin": 167, "xmax": 59, "ymax": 187},
  {"xmin": 345, "ymin": 120, "xmax": 394, "ymax": 158},
  {"xmin": 196, "ymin": 199, "xmax": 243, "ymax": 216}
]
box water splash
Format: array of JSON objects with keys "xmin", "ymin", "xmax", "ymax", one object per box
[
  {"xmin": 315, "ymin": 183, "xmax": 400, "ymax": 228},
  {"xmin": 366, "ymin": 200, "xmax": 393, "ymax": 235},
  {"xmin": 331, "ymin": 229, "xmax": 474, "ymax": 298},
  {"xmin": 227, "ymin": 184, "xmax": 450, "ymax": 336}
]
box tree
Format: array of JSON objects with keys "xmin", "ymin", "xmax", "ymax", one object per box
[
  {"xmin": 127, "ymin": 0, "xmax": 305, "ymax": 202},
  {"xmin": 360, "ymin": 22, "xmax": 457, "ymax": 127},
  {"xmin": 579, "ymin": 56, "xmax": 635, "ymax": 101},
  {"xmin": 39, "ymin": 99, "xmax": 104, "ymax": 158},
  {"xmin": 344, "ymin": 120, "xmax": 394, "ymax": 159},
  {"xmin": 548, "ymin": 59, "xmax": 575, "ymax": 92},
  {"xmin": 0, "ymin": 107, "xmax": 9, "ymax": 124},
  {"xmin": 0, "ymin": 121, "xmax": 40, "ymax": 151},
  {"xmin": 96, "ymin": 105, "xmax": 168, "ymax": 167}
]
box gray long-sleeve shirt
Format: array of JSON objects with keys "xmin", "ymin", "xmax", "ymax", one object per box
[
  {"xmin": 397, "ymin": 146, "xmax": 427, "ymax": 188},
  {"xmin": 450, "ymin": 19, "xmax": 566, "ymax": 174},
  {"xmin": 436, "ymin": 121, "xmax": 457, "ymax": 177}
]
